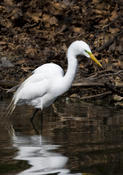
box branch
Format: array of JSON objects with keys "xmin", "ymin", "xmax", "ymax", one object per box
[
  {"xmin": 72, "ymin": 82, "xmax": 104, "ymax": 87},
  {"xmin": 104, "ymin": 82, "xmax": 123, "ymax": 96},
  {"xmin": 96, "ymin": 31, "xmax": 123, "ymax": 52},
  {"xmin": 80, "ymin": 91, "xmax": 112, "ymax": 100},
  {"xmin": 0, "ymin": 80, "xmax": 17, "ymax": 88}
]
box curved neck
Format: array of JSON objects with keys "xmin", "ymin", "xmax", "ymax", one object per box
[{"xmin": 63, "ymin": 49, "xmax": 78, "ymax": 90}]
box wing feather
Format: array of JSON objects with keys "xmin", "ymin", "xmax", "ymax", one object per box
[
  {"xmin": 6, "ymin": 62, "xmax": 64, "ymax": 117},
  {"xmin": 33, "ymin": 63, "xmax": 64, "ymax": 77},
  {"xmin": 13, "ymin": 63, "xmax": 64, "ymax": 104},
  {"xmin": 14, "ymin": 78, "xmax": 48, "ymax": 104}
]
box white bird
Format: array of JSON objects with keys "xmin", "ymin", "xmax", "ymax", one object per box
[{"xmin": 6, "ymin": 40, "xmax": 102, "ymax": 120}]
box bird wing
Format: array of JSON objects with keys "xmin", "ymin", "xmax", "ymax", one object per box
[
  {"xmin": 6, "ymin": 77, "xmax": 48, "ymax": 117},
  {"xmin": 14, "ymin": 78, "xmax": 48, "ymax": 104},
  {"xmin": 33, "ymin": 63, "xmax": 64, "ymax": 77},
  {"xmin": 13, "ymin": 63, "xmax": 64, "ymax": 104}
]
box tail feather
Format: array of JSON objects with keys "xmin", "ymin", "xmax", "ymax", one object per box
[{"xmin": 5, "ymin": 98, "xmax": 16, "ymax": 118}]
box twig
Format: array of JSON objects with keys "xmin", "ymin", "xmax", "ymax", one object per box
[
  {"xmin": 104, "ymin": 82, "xmax": 123, "ymax": 96},
  {"xmin": 0, "ymin": 86, "xmax": 9, "ymax": 91},
  {"xmin": 96, "ymin": 31, "xmax": 123, "ymax": 52},
  {"xmin": 87, "ymin": 70, "xmax": 123, "ymax": 80},
  {"xmin": 0, "ymin": 80, "xmax": 17, "ymax": 88},
  {"xmin": 72, "ymin": 80, "xmax": 123, "ymax": 89},
  {"xmin": 72, "ymin": 82, "xmax": 104, "ymax": 87},
  {"xmin": 80, "ymin": 91, "xmax": 112, "ymax": 100},
  {"xmin": 103, "ymin": 16, "xmax": 120, "ymax": 30},
  {"xmin": 87, "ymin": 70, "xmax": 114, "ymax": 80}
]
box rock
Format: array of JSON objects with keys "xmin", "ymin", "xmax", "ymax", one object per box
[
  {"xmin": 0, "ymin": 57, "xmax": 14, "ymax": 68},
  {"xmin": 115, "ymin": 102, "xmax": 123, "ymax": 108},
  {"xmin": 113, "ymin": 95, "xmax": 123, "ymax": 102}
]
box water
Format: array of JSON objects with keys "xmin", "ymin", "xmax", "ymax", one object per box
[{"xmin": 0, "ymin": 97, "xmax": 123, "ymax": 175}]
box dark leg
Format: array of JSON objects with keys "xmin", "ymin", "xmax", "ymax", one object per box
[
  {"xmin": 30, "ymin": 109, "xmax": 43, "ymax": 134},
  {"xmin": 40, "ymin": 111, "xmax": 43, "ymax": 133},
  {"xmin": 30, "ymin": 118, "xmax": 39, "ymax": 134},
  {"xmin": 30, "ymin": 108, "xmax": 39, "ymax": 122}
]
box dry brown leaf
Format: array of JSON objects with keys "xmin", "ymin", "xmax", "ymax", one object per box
[
  {"xmin": 73, "ymin": 27, "xmax": 81, "ymax": 33},
  {"xmin": 26, "ymin": 12, "xmax": 42, "ymax": 22},
  {"xmin": 42, "ymin": 14, "xmax": 50, "ymax": 21},
  {"xmin": 79, "ymin": 64, "xmax": 84, "ymax": 69},
  {"xmin": 92, "ymin": 0, "xmax": 99, "ymax": 3},
  {"xmin": 70, "ymin": 93, "xmax": 79, "ymax": 98},
  {"xmin": 21, "ymin": 66, "xmax": 31, "ymax": 72},
  {"xmin": 16, "ymin": 59, "xmax": 27, "ymax": 64},
  {"xmin": 110, "ymin": 10, "xmax": 118, "ymax": 20},
  {"xmin": 0, "ymin": 41, "xmax": 6, "ymax": 45},
  {"xmin": 4, "ymin": 0, "xmax": 13, "ymax": 5},
  {"xmin": 25, "ymin": 48, "xmax": 37, "ymax": 56},
  {"xmin": 109, "ymin": 28, "xmax": 120, "ymax": 34},
  {"xmin": 53, "ymin": 2, "xmax": 66, "ymax": 10},
  {"xmin": 99, "ymin": 18, "xmax": 109, "ymax": 26},
  {"xmin": 104, "ymin": 58, "xmax": 109, "ymax": 64},
  {"xmin": 49, "ymin": 17, "xmax": 58, "ymax": 25}
]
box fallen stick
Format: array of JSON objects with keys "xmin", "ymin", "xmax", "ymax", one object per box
[
  {"xmin": 0, "ymin": 80, "xmax": 17, "ymax": 88},
  {"xmin": 87, "ymin": 70, "xmax": 123, "ymax": 80},
  {"xmin": 80, "ymin": 91, "xmax": 112, "ymax": 100},
  {"xmin": 96, "ymin": 31, "xmax": 123, "ymax": 52},
  {"xmin": 72, "ymin": 82, "xmax": 104, "ymax": 87}
]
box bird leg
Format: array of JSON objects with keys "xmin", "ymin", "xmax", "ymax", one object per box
[
  {"xmin": 40, "ymin": 111, "xmax": 43, "ymax": 133},
  {"xmin": 30, "ymin": 108, "xmax": 39, "ymax": 122},
  {"xmin": 30, "ymin": 109, "xmax": 43, "ymax": 134},
  {"xmin": 30, "ymin": 118, "xmax": 40, "ymax": 134}
]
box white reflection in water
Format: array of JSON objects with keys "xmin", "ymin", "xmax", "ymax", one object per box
[{"xmin": 13, "ymin": 134, "xmax": 81, "ymax": 175}]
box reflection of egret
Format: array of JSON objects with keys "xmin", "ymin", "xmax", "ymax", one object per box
[
  {"xmin": 13, "ymin": 134, "xmax": 69, "ymax": 175},
  {"xmin": 6, "ymin": 41, "xmax": 102, "ymax": 120}
]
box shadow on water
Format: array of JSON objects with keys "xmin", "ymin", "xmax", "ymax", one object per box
[{"xmin": 0, "ymin": 97, "xmax": 123, "ymax": 175}]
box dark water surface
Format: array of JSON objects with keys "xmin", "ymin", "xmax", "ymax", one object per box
[{"xmin": 0, "ymin": 97, "xmax": 123, "ymax": 175}]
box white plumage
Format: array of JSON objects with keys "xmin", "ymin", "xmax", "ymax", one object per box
[
  {"xmin": 6, "ymin": 40, "xmax": 102, "ymax": 117},
  {"xmin": 14, "ymin": 63, "xmax": 64, "ymax": 109}
]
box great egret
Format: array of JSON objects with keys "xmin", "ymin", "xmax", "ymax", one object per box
[{"xmin": 6, "ymin": 40, "xmax": 102, "ymax": 120}]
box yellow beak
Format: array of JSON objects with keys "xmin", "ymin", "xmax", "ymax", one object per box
[
  {"xmin": 89, "ymin": 53, "xmax": 102, "ymax": 68},
  {"xmin": 85, "ymin": 50, "xmax": 102, "ymax": 67}
]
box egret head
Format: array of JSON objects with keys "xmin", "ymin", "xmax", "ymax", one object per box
[{"xmin": 68, "ymin": 40, "xmax": 102, "ymax": 67}]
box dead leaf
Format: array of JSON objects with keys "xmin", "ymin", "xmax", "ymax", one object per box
[
  {"xmin": 26, "ymin": 12, "xmax": 42, "ymax": 22},
  {"xmin": 21, "ymin": 66, "xmax": 31, "ymax": 72},
  {"xmin": 25, "ymin": 48, "xmax": 37, "ymax": 56},
  {"xmin": 16, "ymin": 59, "xmax": 27, "ymax": 64},
  {"xmin": 110, "ymin": 10, "xmax": 118, "ymax": 20},
  {"xmin": 73, "ymin": 27, "xmax": 81, "ymax": 33}
]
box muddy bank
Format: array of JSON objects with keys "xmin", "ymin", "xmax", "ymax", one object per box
[{"xmin": 0, "ymin": 0, "xmax": 122, "ymax": 103}]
